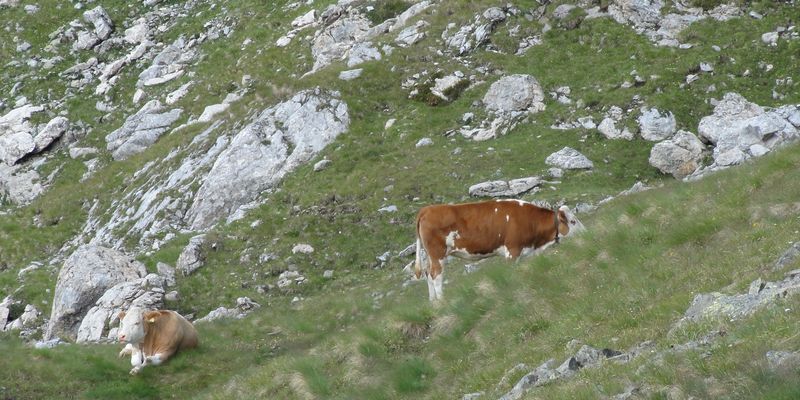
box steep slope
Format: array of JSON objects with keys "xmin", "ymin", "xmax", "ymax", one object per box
[{"xmin": 0, "ymin": 0, "xmax": 799, "ymax": 398}]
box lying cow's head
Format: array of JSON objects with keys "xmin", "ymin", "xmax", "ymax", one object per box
[
  {"xmin": 557, "ymin": 205, "xmax": 585, "ymax": 237},
  {"xmin": 118, "ymin": 307, "xmax": 158, "ymax": 344}
]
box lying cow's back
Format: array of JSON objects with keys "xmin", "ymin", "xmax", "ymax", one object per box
[{"xmin": 142, "ymin": 310, "xmax": 198, "ymax": 355}]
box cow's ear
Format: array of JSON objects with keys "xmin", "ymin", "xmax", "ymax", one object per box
[
  {"xmin": 144, "ymin": 310, "xmax": 162, "ymax": 324},
  {"xmin": 558, "ymin": 209, "xmax": 567, "ymax": 223}
]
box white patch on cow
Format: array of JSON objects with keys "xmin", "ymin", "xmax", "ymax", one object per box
[
  {"xmin": 426, "ymin": 273, "xmax": 437, "ymax": 302},
  {"xmin": 494, "ymin": 208, "xmax": 498, "ymax": 213},
  {"xmin": 118, "ymin": 307, "xmax": 147, "ymax": 345},
  {"xmin": 433, "ymin": 273, "xmax": 444, "ymax": 300},
  {"xmin": 494, "ymin": 245, "xmax": 512, "ymax": 259},
  {"xmin": 450, "ymin": 247, "xmax": 492, "ymax": 260},
  {"xmin": 505, "ymin": 214, "xmax": 510, "ymax": 222},
  {"xmin": 445, "ymin": 231, "xmax": 459, "ymax": 248},
  {"xmin": 146, "ymin": 353, "xmax": 165, "ymax": 365}
]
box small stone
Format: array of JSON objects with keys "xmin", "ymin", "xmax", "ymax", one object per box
[
  {"xmin": 416, "ymin": 137, "xmax": 433, "ymax": 147},
  {"xmin": 292, "ymin": 244, "xmax": 314, "ymax": 254},
  {"xmin": 323, "ymin": 270, "xmax": 334, "ymax": 279},
  {"xmin": 313, "ymin": 159, "xmax": 332, "ymax": 172}
]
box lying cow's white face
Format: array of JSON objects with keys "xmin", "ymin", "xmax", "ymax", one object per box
[
  {"xmin": 118, "ymin": 307, "xmax": 148, "ymax": 344},
  {"xmin": 559, "ymin": 205, "xmax": 586, "ymax": 236}
]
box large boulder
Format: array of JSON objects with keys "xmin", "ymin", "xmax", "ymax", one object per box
[
  {"xmin": 45, "ymin": 245, "xmax": 147, "ymax": 341},
  {"xmin": 186, "ymin": 88, "xmax": 349, "ymax": 230},
  {"xmin": 76, "ymin": 273, "xmax": 164, "ymax": 343},
  {"xmin": 34, "ymin": 116, "xmax": 69, "ymax": 153},
  {"xmin": 468, "ymin": 177, "xmax": 544, "ymax": 197},
  {"xmin": 0, "ymin": 164, "xmax": 44, "ymax": 205},
  {"xmin": 649, "ymin": 130, "xmax": 705, "ymax": 179},
  {"xmin": 105, "ymin": 100, "xmax": 182, "ymax": 160},
  {"xmin": 483, "ymin": 74, "xmax": 545, "ymax": 114}
]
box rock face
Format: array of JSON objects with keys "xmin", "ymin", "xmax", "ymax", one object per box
[
  {"xmin": 649, "ymin": 130, "xmax": 705, "ymax": 178},
  {"xmin": 483, "ymin": 74, "xmax": 545, "ymax": 114},
  {"xmin": 186, "ymin": 88, "xmax": 349, "ymax": 230},
  {"xmin": 545, "ymin": 147, "xmax": 594, "ymax": 170},
  {"xmin": 105, "ymin": 100, "xmax": 182, "ymax": 160},
  {"xmin": 76, "ymin": 273, "xmax": 165, "ymax": 343},
  {"xmin": 45, "ymin": 245, "xmax": 147, "ymax": 341},
  {"xmin": 638, "ymin": 107, "xmax": 677, "ymax": 141}
]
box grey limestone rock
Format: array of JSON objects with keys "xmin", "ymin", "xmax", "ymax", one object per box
[
  {"xmin": 649, "ymin": 130, "xmax": 705, "ymax": 178},
  {"xmin": 639, "ymin": 107, "xmax": 677, "ymax": 141},
  {"xmin": 483, "ymin": 74, "xmax": 545, "ymax": 114},
  {"xmin": 45, "ymin": 245, "xmax": 147, "ymax": 341},
  {"xmin": 545, "ymin": 147, "xmax": 593, "ymax": 169},
  {"xmin": 186, "ymin": 89, "xmax": 349, "ymax": 230},
  {"xmin": 105, "ymin": 100, "xmax": 182, "ymax": 160}
]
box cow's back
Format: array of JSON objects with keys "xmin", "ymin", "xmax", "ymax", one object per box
[{"xmin": 142, "ymin": 311, "xmax": 198, "ymax": 355}]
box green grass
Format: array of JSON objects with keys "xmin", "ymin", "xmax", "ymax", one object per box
[{"xmin": 2, "ymin": 0, "xmax": 800, "ymax": 398}]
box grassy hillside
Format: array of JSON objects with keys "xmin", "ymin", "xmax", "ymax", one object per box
[{"xmin": 1, "ymin": 0, "xmax": 800, "ymax": 398}]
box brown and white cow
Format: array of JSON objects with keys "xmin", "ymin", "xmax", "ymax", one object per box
[
  {"xmin": 414, "ymin": 200, "xmax": 585, "ymax": 301},
  {"xmin": 117, "ymin": 307, "xmax": 199, "ymax": 375}
]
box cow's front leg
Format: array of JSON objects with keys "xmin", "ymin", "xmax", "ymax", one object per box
[
  {"xmin": 128, "ymin": 346, "xmax": 145, "ymax": 375},
  {"xmin": 118, "ymin": 343, "xmax": 134, "ymax": 358}
]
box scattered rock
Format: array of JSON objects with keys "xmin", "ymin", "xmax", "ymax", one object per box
[
  {"xmin": 416, "ymin": 137, "xmax": 433, "ymax": 147},
  {"xmin": 442, "ymin": 7, "xmax": 507, "ymax": 55},
  {"xmin": 774, "ymin": 242, "xmax": 800, "ymax": 271},
  {"xmin": 195, "ymin": 297, "xmax": 261, "ymax": 323},
  {"xmin": 468, "ymin": 177, "xmax": 544, "ymax": 197},
  {"xmin": 339, "ymin": 68, "xmax": 363, "ymax": 81},
  {"xmin": 292, "ymin": 244, "xmax": 314, "ymax": 254},
  {"xmin": 545, "ymin": 147, "xmax": 593, "ymax": 170},
  {"xmin": 314, "ymin": 159, "xmax": 332, "ymax": 171},
  {"xmin": 766, "ymin": 350, "xmax": 800, "ymax": 371}
]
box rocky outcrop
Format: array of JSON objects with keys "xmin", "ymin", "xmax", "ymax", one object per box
[
  {"xmin": 105, "ymin": 100, "xmax": 182, "ymax": 160},
  {"xmin": 468, "ymin": 177, "xmax": 545, "ymax": 197},
  {"xmin": 649, "ymin": 130, "xmax": 706, "ymax": 179},
  {"xmin": 76, "ymin": 273, "xmax": 165, "ymax": 343},
  {"xmin": 676, "ymin": 268, "xmax": 800, "ymax": 327},
  {"xmin": 310, "ymin": 12, "xmax": 373, "ymax": 72},
  {"xmin": 0, "ymin": 164, "xmax": 44, "ymax": 205},
  {"xmin": 545, "ymin": 147, "xmax": 593, "ymax": 170},
  {"xmin": 186, "ymin": 88, "xmax": 349, "ymax": 230},
  {"xmin": 691, "ymin": 93, "xmax": 799, "ymax": 178},
  {"xmin": 73, "ymin": 6, "xmax": 114, "ymax": 51},
  {"xmin": 442, "ymin": 7, "xmax": 508, "ymax": 55},
  {"xmin": 45, "ymin": 245, "xmax": 147, "ymax": 341}
]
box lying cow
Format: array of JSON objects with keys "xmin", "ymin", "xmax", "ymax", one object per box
[
  {"xmin": 117, "ymin": 307, "xmax": 199, "ymax": 375},
  {"xmin": 414, "ymin": 200, "xmax": 585, "ymax": 301}
]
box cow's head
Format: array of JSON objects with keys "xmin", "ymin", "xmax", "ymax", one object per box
[
  {"xmin": 117, "ymin": 307, "xmax": 158, "ymax": 344},
  {"xmin": 557, "ymin": 205, "xmax": 585, "ymax": 237}
]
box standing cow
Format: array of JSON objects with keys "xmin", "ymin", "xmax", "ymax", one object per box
[
  {"xmin": 117, "ymin": 307, "xmax": 199, "ymax": 375},
  {"xmin": 414, "ymin": 200, "xmax": 585, "ymax": 302}
]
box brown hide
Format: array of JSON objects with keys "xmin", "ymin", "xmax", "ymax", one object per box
[
  {"xmin": 415, "ymin": 200, "xmax": 570, "ymax": 280},
  {"xmin": 141, "ymin": 310, "xmax": 199, "ymax": 358}
]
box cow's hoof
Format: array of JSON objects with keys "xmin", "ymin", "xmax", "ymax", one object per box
[{"xmin": 130, "ymin": 367, "xmax": 141, "ymax": 375}]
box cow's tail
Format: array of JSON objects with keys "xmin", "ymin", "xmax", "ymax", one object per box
[{"xmin": 414, "ymin": 217, "xmax": 424, "ymax": 279}]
